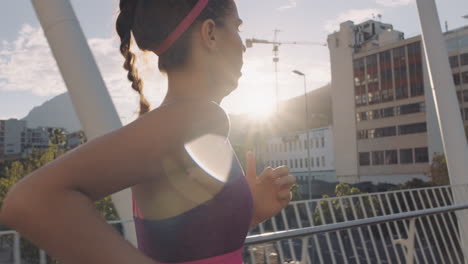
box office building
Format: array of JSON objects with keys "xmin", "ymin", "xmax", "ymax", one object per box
[{"xmin": 328, "ymin": 20, "xmax": 468, "ymax": 184}]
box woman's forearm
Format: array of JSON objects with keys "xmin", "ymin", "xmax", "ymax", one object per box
[{"xmin": 1, "ymin": 185, "xmax": 152, "ymax": 264}]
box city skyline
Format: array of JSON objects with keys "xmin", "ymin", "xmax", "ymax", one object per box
[{"xmin": 0, "ymin": 0, "xmax": 467, "ymax": 123}]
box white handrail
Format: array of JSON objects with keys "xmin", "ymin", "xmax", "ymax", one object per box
[{"xmin": 245, "ymin": 203, "xmax": 468, "ymax": 245}]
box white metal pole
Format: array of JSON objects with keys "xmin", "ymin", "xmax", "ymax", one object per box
[
  {"xmin": 293, "ymin": 70, "xmax": 313, "ymax": 199},
  {"xmin": 303, "ymin": 76, "xmax": 313, "ymax": 200},
  {"xmin": 39, "ymin": 249, "xmax": 47, "ymax": 264},
  {"xmin": 13, "ymin": 233, "xmax": 20, "ymax": 264},
  {"xmin": 30, "ymin": 0, "xmax": 136, "ymax": 246},
  {"xmin": 416, "ymin": 0, "xmax": 468, "ymax": 258}
]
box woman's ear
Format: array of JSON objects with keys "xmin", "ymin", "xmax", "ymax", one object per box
[{"xmin": 200, "ymin": 19, "xmax": 218, "ymax": 51}]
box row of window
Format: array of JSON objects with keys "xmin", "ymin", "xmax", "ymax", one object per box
[
  {"xmin": 268, "ymin": 137, "xmax": 325, "ymax": 153},
  {"xmin": 407, "ymin": 42, "xmax": 424, "ymax": 98},
  {"xmin": 453, "ymin": 71, "xmax": 468, "ymax": 86},
  {"xmin": 267, "ymin": 156, "xmax": 326, "ymax": 169},
  {"xmin": 31, "ymin": 138, "xmax": 48, "ymax": 143},
  {"xmin": 356, "ymin": 102, "xmax": 425, "ymax": 122},
  {"xmin": 449, "ymin": 53, "xmax": 468, "ymax": 68},
  {"xmin": 357, "ymin": 122, "xmax": 427, "ymax": 140},
  {"xmin": 461, "ymin": 108, "xmax": 468, "ymax": 121},
  {"xmin": 359, "ymin": 147, "xmax": 429, "ymax": 166},
  {"xmin": 455, "ymin": 90, "xmax": 468, "ymax": 105},
  {"xmin": 354, "ymin": 42, "xmax": 424, "ymax": 107}
]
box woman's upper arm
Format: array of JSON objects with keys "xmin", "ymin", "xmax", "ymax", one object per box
[{"xmin": 11, "ymin": 101, "xmax": 230, "ymax": 201}]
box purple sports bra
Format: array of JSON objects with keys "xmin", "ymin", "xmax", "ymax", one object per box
[{"xmin": 132, "ymin": 149, "xmax": 253, "ymax": 263}]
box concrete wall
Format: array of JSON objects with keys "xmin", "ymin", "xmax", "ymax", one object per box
[{"xmin": 328, "ymin": 21, "xmax": 359, "ymax": 183}]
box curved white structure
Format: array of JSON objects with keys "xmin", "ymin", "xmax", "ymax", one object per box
[
  {"xmin": 30, "ymin": 0, "xmax": 136, "ymax": 245},
  {"xmin": 416, "ymin": 0, "xmax": 468, "ymax": 256}
]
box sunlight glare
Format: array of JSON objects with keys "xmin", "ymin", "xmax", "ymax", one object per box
[{"xmin": 246, "ymin": 100, "xmax": 275, "ymax": 120}]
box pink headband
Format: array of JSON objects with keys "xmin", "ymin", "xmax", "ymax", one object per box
[{"xmin": 153, "ymin": 0, "xmax": 210, "ymax": 56}]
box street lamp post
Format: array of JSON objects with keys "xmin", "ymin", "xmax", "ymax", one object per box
[
  {"xmin": 293, "ymin": 70, "xmax": 312, "ymax": 200},
  {"xmin": 293, "ymin": 70, "xmax": 316, "ymax": 262}
]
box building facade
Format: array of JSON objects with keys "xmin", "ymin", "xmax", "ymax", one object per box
[
  {"xmin": 261, "ymin": 126, "xmax": 336, "ymax": 184},
  {"xmin": 28, "ymin": 127, "xmax": 52, "ymax": 150},
  {"xmin": 328, "ymin": 20, "xmax": 468, "ymax": 184},
  {"xmin": 0, "ymin": 118, "xmax": 85, "ymax": 159},
  {"xmin": 0, "ymin": 119, "xmax": 27, "ymax": 157}
]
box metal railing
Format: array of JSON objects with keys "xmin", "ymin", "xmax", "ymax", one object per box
[
  {"xmin": 244, "ymin": 203, "xmax": 468, "ymax": 264},
  {"xmin": 243, "ymin": 184, "xmax": 468, "ymax": 264},
  {"xmin": 1, "ymin": 185, "xmax": 467, "ymax": 264}
]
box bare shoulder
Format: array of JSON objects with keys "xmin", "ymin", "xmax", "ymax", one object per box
[
  {"xmin": 127, "ymin": 100, "xmax": 230, "ymax": 153},
  {"xmin": 141, "ymin": 100, "xmax": 230, "ymax": 140},
  {"xmin": 123, "ymin": 100, "xmax": 230, "ymax": 165}
]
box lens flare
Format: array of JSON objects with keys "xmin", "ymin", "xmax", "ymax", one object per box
[{"xmin": 184, "ymin": 134, "xmax": 234, "ymax": 183}]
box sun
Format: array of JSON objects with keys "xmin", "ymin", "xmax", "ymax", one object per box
[{"xmin": 246, "ymin": 101, "xmax": 275, "ymax": 120}]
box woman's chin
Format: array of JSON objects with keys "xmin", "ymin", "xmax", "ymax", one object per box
[{"xmin": 225, "ymin": 82, "xmax": 238, "ymax": 96}]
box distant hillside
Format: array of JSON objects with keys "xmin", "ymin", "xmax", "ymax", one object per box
[{"xmin": 22, "ymin": 93, "xmax": 81, "ymax": 132}]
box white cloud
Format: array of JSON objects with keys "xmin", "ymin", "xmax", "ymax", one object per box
[
  {"xmin": 323, "ymin": 8, "xmax": 383, "ymax": 33},
  {"xmin": 0, "ymin": 24, "xmax": 331, "ymax": 120},
  {"xmin": 376, "ymin": 0, "xmax": 414, "ymax": 7},
  {"xmin": 0, "ymin": 25, "xmax": 64, "ymax": 96},
  {"xmin": 277, "ymin": 0, "xmax": 297, "ymax": 11},
  {"xmin": 0, "ymin": 24, "xmax": 167, "ymax": 121}
]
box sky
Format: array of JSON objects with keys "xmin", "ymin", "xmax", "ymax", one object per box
[{"xmin": 0, "ymin": 0, "xmax": 467, "ymax": 123}]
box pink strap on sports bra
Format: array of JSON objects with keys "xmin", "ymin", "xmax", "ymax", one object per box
[
  {"xmin": 153, "ymin": 0, "xmax": 210, "ymax": 56},
  {"xmin": 157, "ymin": 248, "xmax": 243, "ymax": 264}
]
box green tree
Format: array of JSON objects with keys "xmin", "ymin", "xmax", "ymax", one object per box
[
  {"xmin": 95, "ymin": 196, "xmax": 119, "ymax": 221},
  {"xmin": 0, "ymin": 161, "xmax": 25, "ymax": 209},
  {"xmin": 291, "ymin": 183, "xmax": 302, "ymax": 201},
  {"xmin": 48, "ymin": 128, "xmax": 67, "ymax": 147}
]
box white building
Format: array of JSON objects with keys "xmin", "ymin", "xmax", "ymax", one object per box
[
  {"xmin": 328, "ymin": 20, "xmax": 468, "ymax": 184},
  {"xmin": 0, "ymin": 119, "xmax": 27, "ymax": 157},
  {"xmin": 28, "ymin": 127, "xmax": 51, "ymax": 150},
  {"xmin": 0, "ymin": 119, "xmax": 81, "ymax": 159},
  {"xmin": 261, "ymin": 126, "xmax": 336, "ymax": 183}
]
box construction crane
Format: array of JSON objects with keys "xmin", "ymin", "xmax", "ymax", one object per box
[{"xmin": 245, "ymin": 29, "xmax": 327, "ymax": 113}]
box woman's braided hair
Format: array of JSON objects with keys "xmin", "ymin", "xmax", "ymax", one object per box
[{"xmin": 116, "ymin": 0, "xmax": 232, "ymax": 116}]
